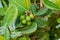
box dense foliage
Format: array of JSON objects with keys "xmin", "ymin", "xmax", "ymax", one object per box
[{"xmin": 0, "ymin": 0, "xmax": 60, "ymax": 40}]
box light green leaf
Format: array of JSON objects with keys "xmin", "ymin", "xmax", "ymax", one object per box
[
  {"xmin": 43, "ymin": 0, "xmax": 60, "ymax": 10},
  {"xmin": 2, "ymin": 5, "xmax": 18, "ymax": 27},
  {"xmin": 21, "ymin": 22, "xmax": 37, "ymax": 34},
  {"xmin": 4, "ymin": 27, "xmax": 10, "ymax": 40},
  {"xmin": 9, "ymin": 0, "xmax": 31, "ymax": 15},
  {"xmin": 24, "ymin": 0, "xmax": 31, "ymax": 10},
  {"xmin": 57, "ymin": 18, "xmax": 60, "ymax": 23},
  {"xmin": 36, "ymin": 7, "xmax": 48, "ymax": 15},
  {"xmin": 0, "ymin": 8, "xmax": 5, "ymax": 16}
]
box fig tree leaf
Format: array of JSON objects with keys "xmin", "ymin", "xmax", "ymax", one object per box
[
  {"xmin": 43, "ymin": 0, "xmax": 60, "ymax": 11},
  {"xmin": 20, "ymin": 22, "xmax": 37, "ymax": 34},
  {"xmin": 2, "ymin": 5, "xmax": 18, "ymax": 27}
]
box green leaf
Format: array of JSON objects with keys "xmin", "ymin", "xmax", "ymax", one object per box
[
  {"xmin": 30, "ymin": 3, "xmax": 37, "ymax": 13},
  {"xmin": 43, "ymin": 0, "xmax": 60, "ymax": 10},
  {"xmin": 11, "ymin": 32, "xmax": 22, "ymax": 38},
  {"xmin": 9, "ymin": 0, "xmax": 31, "ymax": 15},
  {"xmin": 0, "ymin": 8, "xmax": 5, "ymax": 16},
  {"xmin": 2, "ymin": 5, "xmax": 18, "ymax": 27},
  {"xmin": 20, "ymin": 22, "xmax": 37, "ymax": 34},
  {"xmin": 36, "ymin": 18, "xmax": 46, "ymax": 28},
  {"xmin": 4, "ymin": 27, "xmax": 10, "ymax": 40},
  {"xmin": 36, "ymin": 7, "xmax": 48, "ymax": 15},
  {"xmin": 41, "ymin": 9, "xmax": 52, "ymax": 16},
  {"xmin": 57, "ymin": 18, "xmax": 60, "ymax": 23}
]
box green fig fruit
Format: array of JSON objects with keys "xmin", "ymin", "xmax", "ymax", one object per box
[
  {"xmin": 26, "ymin": 16, "xmax": 31, "ymax": 21},
  {"xmin": 22, "ymin": 20, "xmax": 26, "ymax": 24},
  {"xmin": 29, "ymin": 14, "xmax": 34, "ymax": 19},
  {"xmin": 20, "ymin": 15, "xmax": 25, "ymax": 20}
]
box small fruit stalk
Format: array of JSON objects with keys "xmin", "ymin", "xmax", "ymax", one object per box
[{"xmin": 20, "ymin": 11, "xmax": 34, "ymax": 26}]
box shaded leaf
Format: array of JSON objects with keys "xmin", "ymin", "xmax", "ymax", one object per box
[
  {"xmin": 36, "ymin": 18, "xmax": 46, "ymax": 28},
  {"xmin": 30, "ymin": 3, "xmax": 37, "ymax": 13}
]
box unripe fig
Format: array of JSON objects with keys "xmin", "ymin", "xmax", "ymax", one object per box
[
  {"xmin": 26, "ymin": 16, "xmax": 31, "ymax": 21},
  {"xmin": 22, "ymin": 20, "xmax": 26, "ymax": 24},
  {"xmin": 20, "ymin": 15, "xmax": 25, "ymax": 20},
  {"xmin": 29, "ymin": 14, "xmax": 34, "ymax": 19},
  {"xmin": 27, "ymin": 21, "xmax": 31, "ymax": 26}
]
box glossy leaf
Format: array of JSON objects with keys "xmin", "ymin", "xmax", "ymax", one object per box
[
  {"xmin": 36, "ymin": 7, "xmax": 48, "ymax": 15},
  {"xmin": 20, "ymin": 22, "xmax": 37, "ymax": 34},
  {"xmin": 2, "ymin": 5, "xmax": 18, "ymax": 27},
  {"xmin": 43, "ymin": 0, "xmax": 60, "ymax": 10}
]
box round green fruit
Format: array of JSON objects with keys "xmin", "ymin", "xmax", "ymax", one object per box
[
  {"xmin": 27, "ymin": 22, "xmax": 31, "ymax": 26},
  {"xmin": 29, "ymin": 14, "xmax": 34, "ymax": 19},
  {"xmin": 26, "ymin": 16, "xmax": 31, "ymax": 21},
  {"xmin": 20, "ymin": 15, "xmax": 25, "ymax": 20},
  {"xmin": 22, "ymin": 20, "xmax": 26, "ymax": 24}
]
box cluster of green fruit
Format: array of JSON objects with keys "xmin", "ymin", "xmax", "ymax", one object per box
[{"xmin": 20, "ymin": 13, "xmax": 34, "ymax": 26}]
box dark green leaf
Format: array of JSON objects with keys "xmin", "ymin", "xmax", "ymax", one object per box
[
  {"xmin": 36, "ymin": 7, "xmax": 48, "ymax": 15},
  {"xmin": 30, "ymin": 3, "xmax": 37, "ymax": 13},
  {"xmin": 36, "ymin": 18, "xmax": 47, "ymax": 28},
  {"xmin": 41, "ymin": 9, "xmax": 52, "ymax": 16}
]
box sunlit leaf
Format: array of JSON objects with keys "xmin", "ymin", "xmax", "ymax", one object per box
[
  {"xmin": 43, "ymin": 0, "xmax": 60, "ymax": 10},
  {"xmin": 2, "ymin": 5, "xmax": 18, "ymax": 27}
]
